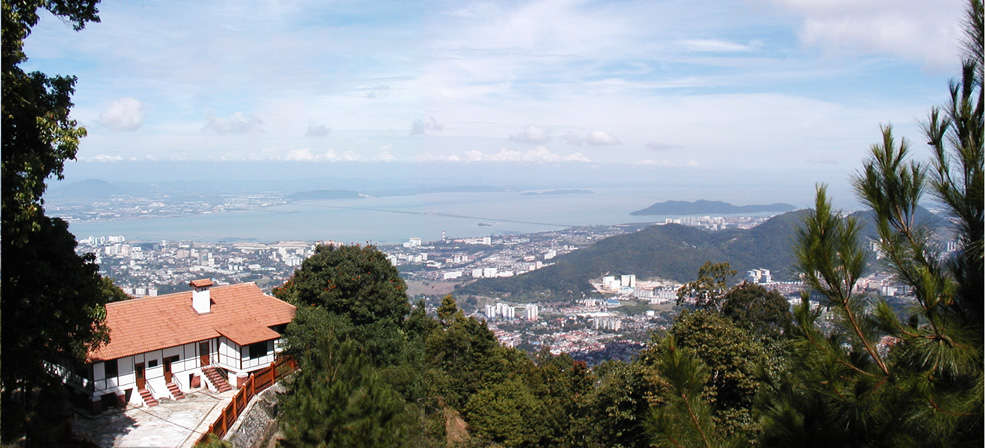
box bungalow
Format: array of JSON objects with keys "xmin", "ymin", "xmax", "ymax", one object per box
[{"xmin": 61, "ymin": 279, "xmax": 295, "ymax": 411}]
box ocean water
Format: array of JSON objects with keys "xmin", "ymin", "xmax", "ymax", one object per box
[{"xmin": 64, "ymin": 188, "xmax": 692, "ymax": 244}]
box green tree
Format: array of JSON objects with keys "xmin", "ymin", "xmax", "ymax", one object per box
[
  {"xmin": 759, "ymin": 5, "xmax": 984, "ymax": 438},
  {"xmin": 643, "ymin": 310, "xmax": 766, "ymax": 444},
  {"xmin": 582, "ymin": 360, "xmax": 655, "ymax": 448},
  {"xmin": 720, "ymin": 282, "xmax": 792, "ymax": 342},
  {"xmin": 279, "ymin": 338, "xmax": 417, "ymax": 448},
  {"xmin": 101, "ymin": 276, "xmax": 132, "ymax": 303},
  {"xmin": 424, "ymin": 296, "xmax": 501, "ymax": 409},
  {"xmin": 758, "ymin": 187, "xmax": 915, "ymax": 446},
  {"xmin": 646, "ymin": 336, "xmax": 728, "ymax": 448},
  {"xmin": 526, "ymin": 350, "xmax": 596, "ymax": 447},
  {"xmin": 275, "ymin": 244, "xmax": 414, "ymax": 369},
  {"xmin": 1, "ymin": 1, "xmax": 126, "ymax": 444},
  {"xmin": 2, "ymin": 0, "xmax": 99, "ymax": 243},
  {"xmin": 464, "ymin": 378, "xmax": 548, "ymax": 447},
  {"xmin": 676, "ymin": 261, "xmax": 737, "ymax": 311},
  {"xmin": 275, "ymin": 244, "xmax": 410, "ymax": 327}
]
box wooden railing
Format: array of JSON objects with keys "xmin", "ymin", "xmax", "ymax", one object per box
[{"xmin": 196, "ymin": 357, "xmax": 297, "ymax": 445}]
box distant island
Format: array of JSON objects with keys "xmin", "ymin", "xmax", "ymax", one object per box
[
  {"xmin": 521, "ymin": 189, "xmax": 594, "ymax": 196},
  {"xmin": 287, "ymin": 190, "xmax": 364, "ymax": 201},
  {"xmin": 630, "ymin": 199, "xmax": 796, "ymax": 216}
]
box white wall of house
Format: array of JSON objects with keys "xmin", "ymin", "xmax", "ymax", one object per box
[
  {"xmin": 89, "ymin": 342, "xmax": 201, "ymax": 405},
  {"xmin": 78, "ymin": 335, "xmax": 284, "ymax": 407},
  {"xmin": 215, "ymin": 337, "xmax": 277, "ymax": 375},
  {"xmin": 240, "ymin": 339, "xmax": 276, "ymax": 371},
  {"xmin": 218, "ymin": 337, "xmax": 237, "ymax": 370}
]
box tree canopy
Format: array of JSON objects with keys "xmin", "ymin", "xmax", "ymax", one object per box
[
  {"xmin": 1, "ymin": 1, "xmax": 126, "ymax": 444},
  {"xmin": 274, "ymin": 244, "xmax": 410, "ymax": 327}
]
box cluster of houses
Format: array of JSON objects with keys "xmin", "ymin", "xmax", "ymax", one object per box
[{"xmin": 58, "ymin": 279, "xmax": 295, "ymax": 412}]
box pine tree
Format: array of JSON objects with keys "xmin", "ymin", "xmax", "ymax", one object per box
[
  {"xmin": 279, "ymin": 339, "xmax": 417, "ymax": 448},
  {"xmin": 759, "ymin": 2, "xmax": 983, "ymax": 443},
  {"xmin": 646, "ymin": 336, "xmax": 728, "ymax": 448}
]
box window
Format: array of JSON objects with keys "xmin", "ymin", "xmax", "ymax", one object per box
[
  {"xmin": 104, "ymin": 360, "xmax": 118, "ymax": 378},
  {"xmin": 248, "ymin": 342, "xmax": 268, "ymax": 360},
  {"xmin": 148, "ymin": 359, "xmax": 158, "ymax": 368}
]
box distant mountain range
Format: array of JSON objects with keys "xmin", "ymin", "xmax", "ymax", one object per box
[
  {"xmin": 458, "ymin": 206, "xmax": 944, "ymax": 302},
  {"xmin": 630, "ymin": 200, "xmax": 796, "ymax": 216},
  {"xmin": 47, "ymin": 179, "xmax": 126, "ymax": 200}
]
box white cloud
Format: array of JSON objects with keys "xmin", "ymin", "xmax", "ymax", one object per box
[
  {"xmin": 585, "ymin": 130, "xmax": 621, "ymax": 146},
  {"xmin": 679, "ymin": 39, "xmax": 754, "ymax": 52},
  {"xmin": 26, "ymin": 0, "xmax": 956, "ymax": 176},
  {"xmin": 416, "ymin": 153, "xmax": 462, "ymax": 162},
  {"xmin": 375, "ymin": 150, "xmax": 397, "ymax": 162},
  {"xmin": 409, "ymin": 117, "xmax": 443, "ymax": 135},
  {"xmin": 426, "ymin": 146, "xmax": 591, "ymax": 163},
  {"xmin": 560, "ymin": 130, "xmax": 622, "ymax": 146},
  {"xmin": 509, "ymin": 125, "xmax": 552, "ymax": 143},
  {"xmin": 772, "ymin": 0, "xmax": 965, "ymax": 70},
  {"xmin": 99, "ymin": 97, "xmax": 145, "ymax": 131},
  {"xmin": 204, "ymin": 112, "xmax": 263, "ymax": 134},
  {"xmin": 645, "ymin": 141, "xmax": 683, "ymax": 151},
  {"xmin": 80, "ymin": 154, "xmax": 125, "ymax": 162},
  {"xmin": 286, "ymin": 148, "xmax": 315, "ymax": 160},
  {"xmin": 635, "ymin": 159, "xmax": 673, "ymax": 166},
  {"xmin": 306, "ymin": 124, "xmax": 331, "ymax": 137},
  {"xmin": 566, "ymin": 152, "xmax": 590, "ymax": 162},
  {"xmin": 322, "ymin": 149, "xmax": 359, "ymax": 162}
]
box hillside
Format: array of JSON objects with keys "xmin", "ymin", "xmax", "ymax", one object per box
[
  {"xmin": 458, "ymin": 211, "xmax": 806, "ymax": 301},
  {"xmin": 47, "ymin": 179, "xmax": 124, "ymax": 200},
  {"xmin": 459, "ymin": 205, "xmax": 948, "ymax": 302},
  {"xmin": 630, "ymin": 199, "xmax": 796, "ymax": 216}
]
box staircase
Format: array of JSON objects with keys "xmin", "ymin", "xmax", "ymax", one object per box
[
  {"xmin": 166, "ymin": 382, "xmax": 186, "ymax": 400},
  {"xmin": 202, "ymin": 367, "xmax": 232, "ymax": 393},
  {"xmin": 138, "ymin": 388, "xmax": 159, "ymax": 407}
]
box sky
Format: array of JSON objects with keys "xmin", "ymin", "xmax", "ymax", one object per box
[{"xmin": 25, "ymin": 0, "xmax": 969, "ymax": 204}]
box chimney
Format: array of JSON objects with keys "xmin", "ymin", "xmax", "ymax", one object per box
[{"xmin": 189, "ymin": 278, "xmax": 213, "ymax": 314}]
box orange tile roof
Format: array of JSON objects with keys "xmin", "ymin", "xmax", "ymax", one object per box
[
  {"xmin": 89, "ymin": 283, "xmax": 295, "ymax": 362},
  {"xmin": 189, "ymin": 278, "xmax": 214, "ymax": 288}
]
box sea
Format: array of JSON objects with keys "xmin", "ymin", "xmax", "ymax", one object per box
[{"xmin": 64, "ymin": 187, "xmax": 781, "ymax": 245}]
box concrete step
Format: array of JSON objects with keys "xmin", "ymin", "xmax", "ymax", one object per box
[
  {"xmin": 138, "ymin": 388, "xmax": 158, "ymax": 407},
  {"xmin": 166, "ymin": 382, "xmax": 185, "ymax": 400},
  {"xmin": 203, "ymin": 367, "xmax": 232, "ymax": 392}
]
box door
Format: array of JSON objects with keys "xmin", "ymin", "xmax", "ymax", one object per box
[
  {"xmin": 163, "ymin": 357, "xmax": 173, "ymax": 383},
  {"xmin": 199, "ymin": 341, "xmax": 210, "ymax": 366},
  {"xmin": 135, "ymin": 363, "xmax": 146, "ymax": 390}
]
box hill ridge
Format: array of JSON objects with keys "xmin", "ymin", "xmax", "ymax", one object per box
[{"xmin": 630, "ymin": 199, "xmax": 796, "ymax": 216}]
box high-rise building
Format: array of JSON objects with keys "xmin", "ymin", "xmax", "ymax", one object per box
[{"xmin": 523, "ymin": 304, "xmax": 539, "ymax": 321}]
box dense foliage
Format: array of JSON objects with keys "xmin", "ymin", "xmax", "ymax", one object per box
[{"xmin": 2, "ymin": 1, "xmax": 126, "ymax": 445}]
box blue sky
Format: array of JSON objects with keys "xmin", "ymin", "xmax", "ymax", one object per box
[{"xmin": 25, "ymin": 0, "xmax": 968, "ymax": 199}]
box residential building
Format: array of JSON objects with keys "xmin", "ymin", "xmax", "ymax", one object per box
[{"xmin": 60, "ymin": 279, "xmax": 295, "ymax": 412}]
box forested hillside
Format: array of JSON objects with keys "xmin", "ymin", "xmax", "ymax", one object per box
[
  {"xmin": 459, "ymin": 204, "xmax": 949, "ymax": 301},
  {"xmin": 459, "ymin": 211, "xmax": 805, "ymax": 300}
]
